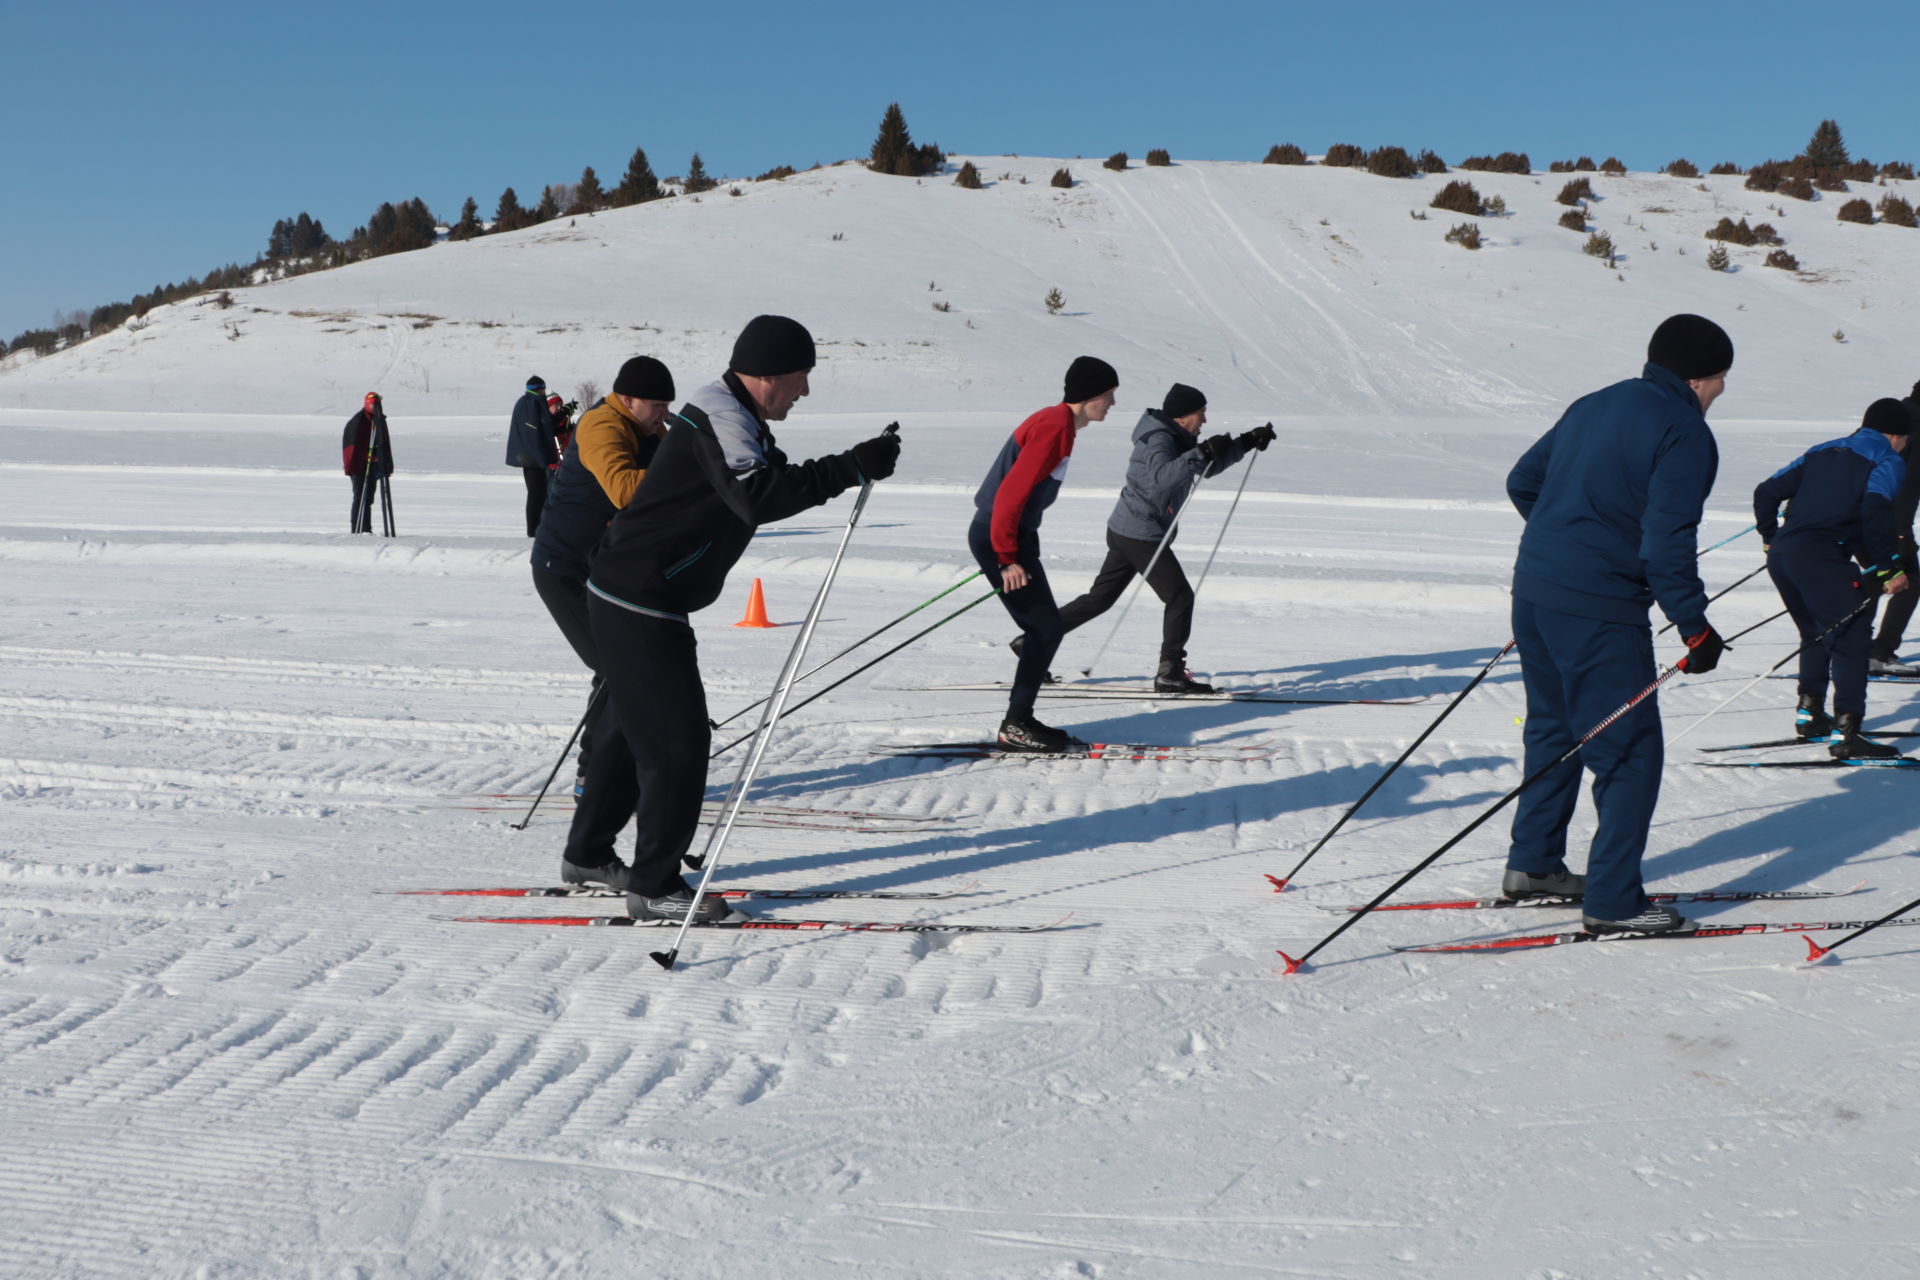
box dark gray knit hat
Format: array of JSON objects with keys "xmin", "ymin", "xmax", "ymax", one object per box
[
  {"xmin": 612, "ymin": 355, "xmax": 675, "ymax": 401},
  {"xmin": 1063, "ymin": 356, "xmax": 1119, "ymax": 404},
  {"xmin": 1647, "ymin": 315, "xmax": 1734, "ymax": 381},
  {"xmin": 730, "ymin": 315, "xmax": 816, "ymax": 376}
]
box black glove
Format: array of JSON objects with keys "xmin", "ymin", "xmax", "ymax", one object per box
[
  {"xmin": 850, "ymin": 431, "xmax": 901, "ymax": 481},
  {"xmin": 1239, "ymin": 423, "xmax": 1277, "ymax": 452},
  {"xmin": 1197, "ymin": 434, "xmax": 1233, "ymax": 464},
  {"xmin": 1682, "ymin": 625, "xmax": 1726, "ymax": 674}
]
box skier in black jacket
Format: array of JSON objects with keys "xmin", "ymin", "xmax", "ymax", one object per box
[
  {"xmin": 342, "ymin": 392, "xmax": 393, "ymax": 533},
  {"xmin": 504, "ymin": 375, "xmax": 559, "ymax": 535},
  {"xmin": 561, "ymin": 316, "xmax": 902, "ymax": 922},
  {"xmin": 1869, "ymin": 384, "xmax": 1920, "ymax": 675}
]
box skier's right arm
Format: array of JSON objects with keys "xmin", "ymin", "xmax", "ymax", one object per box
[
  {"xmin": 1752, "ymin": 459, "xmax": 1804, "ymax": 543},
  {"xmin": 1506, "ymin": 427, "xmax": 1554, "ymax": 521}
]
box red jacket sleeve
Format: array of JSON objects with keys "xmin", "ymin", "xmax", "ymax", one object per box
[{"xmin": 989, "ymin": 406, "xmax": 1074, "ymax": 563}]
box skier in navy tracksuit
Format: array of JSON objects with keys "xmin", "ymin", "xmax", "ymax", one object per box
[
  {"xmin": 1503, "ymin": 315, "xmax": 1733, "ymax": 935},
  {"xmin": 1868, "ymin": 384, "xmax": 1920, "ymax": 674},
  {"xmin": 1753, "ymin": 399, "xmax": 1914, "ymax": 759}
]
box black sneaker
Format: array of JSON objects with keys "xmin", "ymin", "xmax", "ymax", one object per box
[
  {"xmin": 1154, "ymin": 662, "xmax": 1216, "ymax": 695},
  {"xmin": 1583, "ymin": 904, "xmax": 1695, "ymax": 935},
  {"xmin": 1829, "ymin": 712, "xmax": 1902, "ymax": 760},
  {"xmin": 997, "ymin": 713, "xmax": 1075, "ymax": 752},
  {"xmin": 1501, "ymin": 867, "xmax": 1587, "ymax": 899},
  {"xmin": 1795, "ymin": 693, "xmax": 1834, "ymax": 740},
  {"xmin": 1870, "ymin": 656, "xmax": 1920, "ymax": 677},
  {"xmin": 561, "ymin": 856, "xmax": 634, "ymax": 892},
  {"xmin": 627, "ymin": 884, "xmax": 731, "ymax": 924}
]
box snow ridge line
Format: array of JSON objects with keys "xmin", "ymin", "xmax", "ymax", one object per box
[{"xmin": 0, "ymin": 697, "xmax": 565, "ymax": 744}]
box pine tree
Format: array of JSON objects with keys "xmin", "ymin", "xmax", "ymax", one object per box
[
  {"xmin": 534, "ymin": 185, "xmax": 561, "ymax": 223},
  {"xmin": 1805, "ymin": 120, "xmax": 1849, "ymax": 171},
  {"xmin": 367, "ymin": 202, "xmax": 399, "ymax": 252},
  {"xmin": 870, "ymin": 102, "xmax": 913, "ymax": 176},
  {"xmin": 291, "ymin": 212, "xmax": 327, "ymax": 256},
  {"xmin": 571, "ymin": 166, "xmax": 603, "ymax": 213},
  {"xmin": 610, "ymin": 147, "xmax": 661, "ymax": 205},
  {"xmin": 683, "ymin": 153, "xmax": 717, "ymax": 194},
  {"xmin": 268, "ymin": 219, "xmax": 292, "ymax": 259},
  {"xmin": 450, "ymin": 196, "xmax": 482, "ymax": 241},
  {"xmin": 494, "ymin": 187, "xmax": 526, "ymax": 232}
]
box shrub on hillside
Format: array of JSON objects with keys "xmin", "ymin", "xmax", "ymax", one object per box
[
  {"xmin": 1707, "ymin": 217, "xmax": 1758, "ymax": 245},
  {"xmin": 1837, "ymin": 198, "xmax": 1875, "ymax": 224},
  {"xmin": 1781, "ymin": 174, "xmax": 1817, "ymax": 200},
  {"xmin": 1662, "ymin": 158, "xmax": 1700, "ymax": 178},
  {"xmin": 1558, "ymin": 208, "xmax": 1587, "ymax": 231},
  {"xmin": 1842, "ymin": 159, "xmax": 1878, "ymax": 182},
  {"xmin": 1879, "ymin": 194, "xmax": 1917, "ymax": 227},
  {"xmin": 1751, "ymin": 222, "xmax": 1783, "ymax": 245},
  {"xmin": 1444, "ymin": 221, "xmax": 1482, "ymax": 249},
  {"xmin": 1708, "ymin": 162, "xmax": 1743, "ymax": 175},
  {"xmin": 1264, "ymin": 143, "xmax": 1309, "ymax": 164},
  {"xmin": 1460, "ymin": 152, "xmax": 1531, "ymax": 174},
  {"xmin": 1575, "ymin": 156, "xmax": 1598, "ymax": 171},
  {"xmin": 953, "ymin": 161, "xmax": 983, "ymax": 189},
  {"xmin": 1050, "ymin": 168, "xmax": 1073, "ymax": 189},
  {"xmin": 1104, "ymin": 152, "xmax": 1128, "ymax": 171},
  {"xmin": 1323, "ymin": 143, "xmax": 1367, "ymax": 167},
  {"xmin": 1600, "ymin": 156, "xmax": 1627, "ymax": 174},
  {"xmin": 1584, "ymin": 230, "xmax": 1615, "ymax": 259},
  {"xmin": 1881, "ymin": 161, "xmax": 1916, "ymax": 180},
  {"xmin": 1706, "ymin": 242, "xmax": 1732, "ymax": 271},
  {"xmin": 1366, "ymin": 146, "xmax": 1417, "ymax": 178},
  {"xmin": 1556, "ymin": 178, "xmax": 1594, "ymax": 205},
  {"xmin": 1429, "ymin": 178, "xmax": 1486, "ymax": 216},
  {"xmin": 1145, "ymin": 149, "xmax": 1171, "ymax": 166},
  {"xmin": 1765, "ymin": 249, "xmax": 1800, "ymax": 270},
  {"xmin": 1416, "ymin": 149, "xmax": 1448, "ymax": 174},
  {"xmin": 1549, "ymin": 160, "xmax": 1574, "ymax": 173},
  {"xmin": 1814, "ymin": 171, "xmax": 1850, "ymax": 193},
  {"xmin": 756, "ymin": 164, "xmax": 797, "ymax": 182},
  {"xmin": 1044, "ymin": 287, "xmax": 1065, "ymax": 314}
]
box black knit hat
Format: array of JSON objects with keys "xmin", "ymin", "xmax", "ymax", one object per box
[
  {"xmin": 730, "ymin": 315, "xmax": 816, "ymax": 376},
  {"xmin": 1863, "ymin": 397, "xmax": 1912, "ymax": 437},
  {"xmin": 612, "ymin": 355, "xmax": 675, "ymax": 401},
  {"xmin": 525, "ymin": 375, "xmax": 545, "ymax": 392},
  {"xmin": 1063, "ymin": 355, "xmax": 1119, "ymax": 404},
  {"xmin": 1162, "ymin": 383, "xmax": 1207, "ymax": 419},
  {"xmin": 1647, "ymin": 315, "xmax": 1734, "ymax": 381}
]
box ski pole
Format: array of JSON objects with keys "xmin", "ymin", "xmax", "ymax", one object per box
[
  {"xmin": 511, "ymin": 682, "xmax": 605, "ymax": 830},
  {"xmin": 1667, "ymin": 598, "xmax": 1872, "ymax": 747},
  {"xmin": 1278, "ymin": 651, "xmax": 1697, "ymax": 974},
  {"xmin": 380, "ymin": 474, "xmax": 396, "ymax": 536},
  {"xmin": 710, "ymin": 588, "xmax": 998, "ymax": 759},
  {"xmin": 1655, "ymin": 562, "xmax": 1767, "ymax": 636},
  {"xmin": 654, "ymin": 430, "xmax": 893, "ymax": 971},
  {"xmin": 1271, "ymin": 638, "xmax": 1517, "ymax": 893},
  {"xmin": 710, "ymin": 570, "xmax": 984, "ymax": 731},
  {"xmin": 1699, "ymin": 523, "xmax": 1756, "ymax": 556},
  {"xmin": 1803, "ymin": 890, "xmax": 1920, "ymax": 963},
  {"xmin": 1189, "ymin": 446, "xmax": 1260, "ymax": 609},
  {"xmin": 1080, "ymin": 468, "xmax": 1210, "ymax": 679}
]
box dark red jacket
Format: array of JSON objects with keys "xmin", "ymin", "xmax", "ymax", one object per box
[{"xmin": 343, "ymin": 409, "xmax": 394, "ymax": 478}]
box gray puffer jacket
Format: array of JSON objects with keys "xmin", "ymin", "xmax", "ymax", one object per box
[{"xmin": 1107, "ymin": 409, "xmax": 1247, "ymax": 542}]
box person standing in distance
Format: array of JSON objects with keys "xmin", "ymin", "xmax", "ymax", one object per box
[
  {"xmin": 342, "ymin": 391, "xmax": 393, "ymax": 533},
  {"xmin": 1503, "ymin": 314, "xmax": 1733, "ymax": 934},
  {"xmin": 505, "ymin": 375, "xmax": 560, "ymax": 536},
  {"xmin": 969, "ymin": 356, "xmax": 1117, "ymax": 751},
  {"xmin": 1055, "ymin": 382, "xmax": 1275, "ymax": 692},
  {"xmin": 562, "ymin": 316, "xmax": 901, "ymax": 922}
]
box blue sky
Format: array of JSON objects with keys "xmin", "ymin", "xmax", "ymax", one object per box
[{"xmin": 3, "ymin": 0, "xmax": 1916, "ymax": 345}]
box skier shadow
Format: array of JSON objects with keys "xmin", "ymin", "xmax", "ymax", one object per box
[
  {"xmin": 720, "ymin": 754, "xmax": 1509, "ymax": 895},
  {"xmin": 1205, "ymin": 645, "xmax": 1524, "ymax": 701},
  {"xmin": 1643, "ymin": 768, "xmax": 1920, "ymax": 896}
]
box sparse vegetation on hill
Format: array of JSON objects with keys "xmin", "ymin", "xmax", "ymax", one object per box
[
  {"xmin": 1662, "ymin": 158, "xmax": 1700, "ymax": 178},
  {"xmin": 1104, "ymin": 152, "xmax": 1128, "ymax": 171},
  {"xmin": 1556, "ymin": 179, "xmax": 1593, "ymax": 206},
  {"xmin": 1766, "ymin": 248, "xmax": 1801, "ymax": 270},
  {"xmin": 1050, "ymin": 168, "xmax": 1073, "ymax": 189},
  {"xmin": 869, "ymin": 103, "xmax": 944, "ymax": 178},
  {"xmin": 1709, "ymin": 162, "xmax": 1743, "ymax": 175},
  {"xmin": 1600, "ymin": 157, "xmax": 1627, "ymax": 174},
  {"xmin": 1880, "ymin": 195, "xmax": 1917, "ymax": 227},
  {"xmin": 1837, "ymin": 198, "xmax": 1875, "ymax": 224},
  {"xmin": 1558, "ymin": 208, "xmax": 1587, "ymax": 232},
  {"xmin": 954, "ymin": 162, "xmax": 983, "ymax": 190},
  {"xmin": 1323, "ymin": 143, "xmax": 1367, "ymax": 168},
  {"xmin": 682, "ymin": 154, "xmax": 718, "ymax": 195},
  {"xmin": 1459, "ymin": 152, "xmax": 1530, "ymax": 174},
  {"xmin": 1146, "ymin": 149, "xmax": 1171, "ymax": 167},
  {"xmin": 1263, "ymin": 143, "xmax": 1308, "ymax": 164},
  {"xmin": 1366, "ymin": 146, "xmax": 1417, "ymax": 178},
  {"xmin": 1430, "ymin": 179, "xmax": 1487, "ymax": 216},
  {"xmin": 1416, "ymin": 149, "xmax": 1447, "ymax": 174},
  {"xmin": 1444, "ymin": 221, "xmax": 1482, "ymax": 250},
  {"xmin": 1706, "ymin": 243, "xmax": 1731, "ymax": 271}
]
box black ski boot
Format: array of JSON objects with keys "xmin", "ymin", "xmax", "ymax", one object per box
[
  {"xmin": 627, "ymin": 882, "xmax": 732, "ymax": 924},
  {"xmin": 1153, "ymin": 661, "xmax": 1217, "ymax": 695},
  {"xmin": 997, "ymin": 712, "xmax": 1076, "ymax": 752},
  {"xmin": 1008, "ymin": 636, "xmax": 1058, "ymax": 684},
  {"xmin": 1795, "ymin": 693, "xmax": 1834, "ymax": 740},
  {"xmin": 1501, "ymin": 867, "xmax": 1587, "ymax": 900},
  {"xmin": 1582, "ymin": 903, "xmax": 1695, "ymax": 935},
  {"xmin": 1870, "ymin": 654, "xmax": 1920, "ymax": 677},
  {"xmin": 561, "ymin": 855, "xmax": 635, "ymax": 892},
  {"xmin": 1829, "ymin": 712, "xmax": 1901, "ymax": 761}
]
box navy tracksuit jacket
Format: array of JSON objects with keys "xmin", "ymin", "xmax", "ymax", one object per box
[{"xmin": 1504, "ymin": 363, "xmax": 1718, "ymax": 920}]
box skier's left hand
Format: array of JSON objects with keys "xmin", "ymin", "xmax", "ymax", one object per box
[
  {"xmin": 1887, "ymin": 573, "xmax": 1911, "ymax": 595},
  {"xmin": 1238, "ymin": 423, "xmax": 1276, "ymax": 452},
  {"xmin": 1682, "ymin": 625, "xmax": 1726, "ymax": 674}
]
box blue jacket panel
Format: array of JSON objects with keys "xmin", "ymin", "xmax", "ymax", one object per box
[
  {"xmin": 1753, "ymin": 427, "xmax": 1909, "ymax": 574},
  {"xmin": 1507, "ymin": 363, "xmax": 1718, "ymax": 633},
  {"xmin": 1106, "ymin": 409, "xmax": 1248, "ymax": 543},
  {"xmin": 505, "ymin": 392, "xmax": 557, "ymax": 467}
]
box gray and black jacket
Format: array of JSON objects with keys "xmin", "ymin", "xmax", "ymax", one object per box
[{"xmin": 1107, "ymin": 409, "xmax": 1248, "ymax": 543}]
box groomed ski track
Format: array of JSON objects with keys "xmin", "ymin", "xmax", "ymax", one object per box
[{"xmin": 8, "ymin": 155, "xmax": 1920, "ymax": 1277}]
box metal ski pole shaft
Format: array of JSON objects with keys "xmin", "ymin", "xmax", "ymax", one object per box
[
  {"xmin": 1272, "ymin": 638, "xmax": 1517, "ymax": 892},
  {"xmin": 710, "ymin": 588, "xmax": 998, "ymax": 759},
  {"xmin": 1699, "ymin": 523, "xmax": 1756, "ymax": 556},
  {"xmin": 380, "ymin": 475, "xmax": 396, "ymax": 537},
  {"xmin": 1667, "ymin": 600, "xmax": 1869, "ymax": 747},
  {"xmin": 653, "ymin": 438, "xmax": 892, "ymax": 972},
  {"xmin": 1189, "ymin": 447, "xmax": 1260, "ymax": 608},
  {"xmin": 1081, "ymin": 469, "xmax": 1209, "ymax": 679},
  {"xmin": 1279, "ymin": 655, "xmax": 1692, "ymax": 974},
  {"xmin": 512, "ymin": 682, "xmax": 605, "ymax": 830},
  {"xmin": 1655, "ymin": 562, "xmax": 1767, "ymax": 636},
  {"xmin": 710, "ymin": 570, "xmax": 984, "ymax": 731},
  {"xmin": 1803, "ymin": 890, "xmax": 1920, "ymax": 963}
]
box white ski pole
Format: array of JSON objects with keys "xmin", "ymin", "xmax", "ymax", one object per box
[{"xmin": 1189, "ymin": 448, "xmax": 1259, "ymax": 608}]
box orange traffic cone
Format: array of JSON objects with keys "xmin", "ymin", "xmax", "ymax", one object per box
[{"xmin": 734, "ymin": 578, "xmax": 776, "ymax": 628}]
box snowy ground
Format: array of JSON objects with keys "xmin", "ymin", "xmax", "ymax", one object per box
[{"xmin": 5, "ymin": 157, "xmax": 1920, "ymax": 1279}]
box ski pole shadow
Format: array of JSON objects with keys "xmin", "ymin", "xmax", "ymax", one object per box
[
  {"xmin": 1645, "ymin": 768, "xmax": 1920, "ymax": 889},
  {"xmin": 1203, "ymin": 645, "xmax": 1524, "ymax": 701}
]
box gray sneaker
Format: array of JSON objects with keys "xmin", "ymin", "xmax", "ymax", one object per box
[
  {"xmin": 1870, "ymin": 656, "xmax": 1920, "ymax": 678},
  {"xmin": 627, "ymin": 885, "xmax": 731, "ymax": 924},
  {"xmin": 561, "ymin": 856, "xmax": 634, "ymax": 892},
  {"xmin": 1582, "ymin": 904, "xmax": 1695, "ymax": 935},
  {"xmin": 1501, "ymin": 867, "xmax": 1587, "ymax": 899}
]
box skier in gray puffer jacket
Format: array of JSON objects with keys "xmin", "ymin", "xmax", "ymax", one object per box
[{"xmin": 1056, "ymin": 383, "xmax": 1274, "ymax": 691}]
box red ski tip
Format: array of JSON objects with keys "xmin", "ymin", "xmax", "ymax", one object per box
[
  {"xmin": 1803, "ymin": 936, "xmax": 1834, "ymax": 963},
  {"xmin": 1276, "ymin": 950, "xmax": 1307, "ymax": 975},
  {"xmin": 1266, "ymin": 875, "xmax": 1289, "ymax": 893}
]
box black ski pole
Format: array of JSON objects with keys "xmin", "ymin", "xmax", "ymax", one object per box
[
  {"xmin": 711, "ymin": 570, "xmax": 984, "ymax": 731},
  {"xmin": 1278, "ymin": 652, "xmax": 1697, "ymax": 974},
  {"xmin": 1668, "ymin": 599, "xmax": 1871, "ymax": 746},
  {"xmin": 1271, "ymin": 638, "xmax": 1517, "ymax": 893},
  {"xmin": 1655, "ymin": 562, "xmax": 1767, "ymax": 636},
  {"xmin": 1803, "ymin": 891, "xmax": 1920, "ymax": 963},
  {"xmin": 1080, "ymin": 468, "xmax": 1209, "ymax": 679},
  {"xmin": 709, "ymin": 589, "xmax": 999, "ymax": 759},
  {"xmin": 512, "ymin": 683, "xmax": 605, "ymax": 831},
  {"xmin": 380, "ymin": 474, "xmax": 396, "ymax": 537}
]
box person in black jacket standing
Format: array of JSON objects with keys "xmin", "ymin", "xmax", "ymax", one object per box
[
  {"xmin": 560, "ymin": 316, "xmax": 902, "ymax": 922},
  {"xmin": 505, "ymin": 375, "xmax": 559, "ymax": 535},
  {"xmin": 342, "ymin": 391, "xmax": 393, "ymax": 533},
  {"xmin": 1869, "ymin": 384, "xmax": 1920, "ymax": 675}
]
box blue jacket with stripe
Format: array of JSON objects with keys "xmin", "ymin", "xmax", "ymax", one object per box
[{"xmin": 1753, "ymin": 427, "xmax": 1910, "ymax": 577}]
